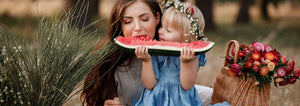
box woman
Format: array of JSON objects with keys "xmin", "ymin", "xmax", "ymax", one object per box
[
  {"xmin": 80, "ymin": 0, "xmax": 213, "ymax": 106},
  {"xmin": 81, "ymin": 0, "xmax": 162, "ymax": 105}
]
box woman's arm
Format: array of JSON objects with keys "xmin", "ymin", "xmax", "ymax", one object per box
[
  {"xmin": 180, "ymin": 47, "xmax": 198, "ymax": 91},
  {"xmin": 135, "ymin": 46, "xmax": 157, "ymax": 90}
]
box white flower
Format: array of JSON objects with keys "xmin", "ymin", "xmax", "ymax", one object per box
[{"xmin": 1, "ymin": 46, "xmax": 6, "ymax": 55}]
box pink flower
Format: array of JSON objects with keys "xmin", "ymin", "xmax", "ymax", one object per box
[
  {"xmin": 285, "ymin": 60, "xmax": 295, "ymax": 74},
  {"xmin": 260, "ymin": 57, "xmax": 267, "ymax": 65},
  {"xmin": 254, "ymin": 61, "xmax": 261, "ymax": 66},
  {"xmin": 280, "ymin": 56, "xmax": 287, "ymax": 65},
  {"xmin": 264, "ymin": 44, "xmax": 273, "ymax": 52},
  {"xmin": 277, "ymin": 68, "xmax": 286, "ymax": 77},
  {"xmin": 293, "ymin": 68, "xmax": 300, "ymax": 77},
  {"xmin": 253, "ymin": 65, "xmax": 260, "ymax": 72},
  {"xmin": 272, "ymin": 50, "xmax": 281, "ymax": 60},
  {"xmin": 230, "ymin": 63, "xmax": 242, "ymax": 73},
  {"xmin": 251, "ymin": 42, "xmax": 264, "ymax": 52},
  {"xmin": 243, "ymin": 47, "xmax": 250, "ymax": 54},
  {"xmin": 288, "ymin": 77, "xmax": 297, "ymax": 84}
]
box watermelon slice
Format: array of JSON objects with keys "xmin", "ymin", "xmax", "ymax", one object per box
[{"xmin": 114, "ymin": 35, "xmax": 214, "ymax": 56}]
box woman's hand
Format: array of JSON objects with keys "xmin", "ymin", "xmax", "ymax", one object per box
[
  {"xmin": 135, "ymin": 46, "xmax": 151, "ymax": 62},
  {"xmin": 104, "ymin": 97, "xmax": 122, "ymax": 106},
  {"xmin": 180, "ymin": 47, "xmax": 196, "ymax": 63}
]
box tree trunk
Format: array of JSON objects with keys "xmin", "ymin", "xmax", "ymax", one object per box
[
  {"xmin": 66, "ymin": 0, "xmax": 99, "ymax": 30},
  {"xmin": 236, "ymin": 0, "xmax": 252, "ymax": 23},
  {"xmin": 261, "ymin": 0, "xmax": 270, "ymax": 20},
  {"xmin": 195, "ymin": 0, "xmax": 216, "ymax": 31}
]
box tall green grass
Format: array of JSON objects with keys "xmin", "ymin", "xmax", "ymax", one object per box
[{"xmin": 0, "ymin": 13, "xmax": 116, "ymax": 105}]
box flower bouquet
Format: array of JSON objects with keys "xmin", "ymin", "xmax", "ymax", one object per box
[
  {"xmin": 211, "ymin": 40, "xmax": 300, "ymax": 106},
  {"xmin": 226, "ymin": 41, "xmax": 300, "ymax": 90}
]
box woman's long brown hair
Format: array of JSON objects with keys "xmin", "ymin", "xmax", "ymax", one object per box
[{"xmin": 80, "ymin": 0, "xmax": 162, "ymax": 105}]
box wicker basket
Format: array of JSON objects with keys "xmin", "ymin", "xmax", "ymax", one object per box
[{"xmin": 211, "ymin": 40, "xmax": 271, "ymax": 106}]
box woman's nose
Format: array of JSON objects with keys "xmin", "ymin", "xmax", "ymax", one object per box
[{"xmin": 134, "ymin": 21, "xmax": 142, "ymax": 32}]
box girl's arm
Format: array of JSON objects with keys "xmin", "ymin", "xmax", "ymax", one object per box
[
  {"xmin": 135, "ymin": 46, "xmax": 157, "ymax": 90},
  {"xmin": 180, "ymin": 47, "xmax": 199, "ymax": 91}
]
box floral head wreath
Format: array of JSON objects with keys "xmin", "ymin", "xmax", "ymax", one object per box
[{"xmin": 161, "ymin": 0, "xmax": 207, "ymax": 42}]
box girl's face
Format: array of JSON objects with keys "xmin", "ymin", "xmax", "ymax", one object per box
[
  {"xmin": 158, "ymin": 18, "xmax": 181, "ymax": 42},
  {"xmin": 121, "ymin": 1, "xmax": 160, "ymax": 39}
]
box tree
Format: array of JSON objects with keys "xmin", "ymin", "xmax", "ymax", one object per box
[
  {"xmin": 195, "ymin": 0, "xmax": 216, "ymax": 31},
  {"xmin": 236, "ymin": 0, "xmax": 252, "ymax": 23},
  {"xmin": 65, "ymin": 0, "xmax": 100, "ymax": 30},
  {"xmin": 259, "ymin": 0, "xmax": 279, "ymax": 20}
]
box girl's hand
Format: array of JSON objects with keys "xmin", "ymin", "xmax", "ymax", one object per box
[
  {"xmin": 104, "ymin": 97, "xmax": 122, "ymax": 106},
  {"xmin": 180, "ymin": 47, "xmax": 196, "ymax": 63},
  {"xmin": 135, "ymin": 46, "xmax": 151, "ymax": 62}
]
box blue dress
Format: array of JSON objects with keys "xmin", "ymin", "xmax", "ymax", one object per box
[{"xmin": 135, "ymin": 54, "xmax": 206, "ymax": 106}]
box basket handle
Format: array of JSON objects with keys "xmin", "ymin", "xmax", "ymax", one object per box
[{"xmin": 224, "ymin": 40, "xmax": 239, "ymax": 67}]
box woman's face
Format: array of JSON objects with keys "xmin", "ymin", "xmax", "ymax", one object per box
[{"xmin": 121, "ymin": 1, "xmax": 160, "ymax": 39}]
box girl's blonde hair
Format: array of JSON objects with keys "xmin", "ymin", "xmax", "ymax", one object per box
[{"xmin": 162, "ymin": 3, "xmax": 205, "ymax": 42}]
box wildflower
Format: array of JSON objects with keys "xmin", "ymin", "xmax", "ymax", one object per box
[
  {"xmin": 260, "ymin": 66, "xmax": 269, "ymax": 76},
  {"xmin": 1, "ymin": 46, "xmax": 6, "ymax": 55},
  {"xmin": 272, "ymin": 50, "xmax": 281, "ymax": 60},
  {"xmin": 244, "ymin": 60, "xmax": 253, "ymax": 69},
  {"xmin": 280, "ymin": 56, "xmax": 287, "ymax": 65},
  {"xmin": 230, "ymin": 63, "xmax": 241, "ymax": 73},
  {"xmin": 254, "ymin": 61, "xmax": 261, "ymax": 66},
  {"xmin": 264, "ymin": 44, "xmax": 273, "ymax": 52},
  {"xmin": 277, "ymin": 68, "xmax": 286, "ymax": 77},
  {"xmin": 288, "ymin": 77, "xmax": 297, "ymax": 84},
  {"xmin": 293, "ymin": 68, "xmax": 300, "ymax": 77},
  {"xmin": 243, "ymin": 47, "xmax": 250, "ymax": 54},
  {"xmin": 238, "ymin": 51, "xmax": 245, "ymax": 58},
  {"xmin": 251, "ymin": 42, "xmax": 264, "ymax": 52},
  {"xmin": 251, "ymin": 52, "xmax": 261, "ymax": 61},
  {"xmin": 253, "ymin": 65, "xmax": 260, "ymax": 72},
  {"xmin": 264, "ymin": 52, "xmax": 275, "ymax": 61},
  {"xmin": 267, "ymin": 62, "xmax": 275, "ymax": 71},
  {"xmin": 228, "ymin": 68, "xmax": 237, "ymax": 77}
]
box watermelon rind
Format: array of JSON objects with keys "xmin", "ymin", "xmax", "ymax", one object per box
[{"xmin": 114, "ymin": 38, "xmax": 214, "ymax": 56}]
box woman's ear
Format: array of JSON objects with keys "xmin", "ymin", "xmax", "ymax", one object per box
[{"xmin": 156, "ymin": 12, "xmax": 161, "ymax": 25}]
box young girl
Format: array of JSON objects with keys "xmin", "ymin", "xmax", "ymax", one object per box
[{"xmin": 135, "ymin": 0, "xmax": 207, "ymax": 105}]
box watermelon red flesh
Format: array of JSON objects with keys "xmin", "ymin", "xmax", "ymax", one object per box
[{"xmin": 114, "ymin": 35, "xmax": 214, "ymax": 56}]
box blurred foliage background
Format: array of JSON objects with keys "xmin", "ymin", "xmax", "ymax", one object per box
[{"xmin": 1, "ymin": 0, "xmax": 300, "ymax": 105}]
